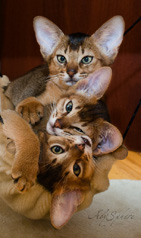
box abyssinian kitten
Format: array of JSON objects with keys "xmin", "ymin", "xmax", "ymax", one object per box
[
  {"xmin": 0, "ymin": 109, "xmax": 127, "ymax": 229},
  {"xmin": 16, "ymin": 67, "xmax": 124, "ymax": 156},
  {"xmin": 3, "ymin": 66, "xmax": 126, "ymax": 182},
  {"xmin": 13, "ymin": 66, "xmax": 127, "ymax": 198},
  {"xmin": 4, "ymin": 15, "xmax": 125, "ymax": 107}
]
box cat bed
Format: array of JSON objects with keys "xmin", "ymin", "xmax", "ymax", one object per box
[{"xmin": 0, "ymin": 180, "xmax": 140, "ymax": 238}]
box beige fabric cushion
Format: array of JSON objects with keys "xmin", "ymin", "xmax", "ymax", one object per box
[{"xmin": 0, "ymin": 180, "xmax": 140, "ymax": 238}]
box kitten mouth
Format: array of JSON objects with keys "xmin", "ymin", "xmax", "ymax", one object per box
[{"xmin": 66, "ymin": 78, "xmax": 78, "ymax": 85}]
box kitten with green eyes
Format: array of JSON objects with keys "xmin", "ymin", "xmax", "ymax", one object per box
[
  {"xmin": 4, "ymin": 15, "xmax": 125, "ymax": 107},
  {"xmin": 0, "ymin": 109, "xmax": 127, "ymax": 229},
  {"xmin": 0, "ymin": 73, "xmax": 127, "ymax": 229}
]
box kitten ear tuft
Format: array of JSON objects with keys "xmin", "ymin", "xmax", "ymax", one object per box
[
  {"xmin": 93, "ymin": 122, "xmax": 123, "ymax": 155},
  {"xmin": 75, "ymin": 67, "xmax": 112, "ymax": 100},
  {"xmin": 91, "ymin": 16, "xmax": 125, "ymax": 64},
  {"xmin": 33, "ymin": 16, "xmax": 64, "ymax": 59}
]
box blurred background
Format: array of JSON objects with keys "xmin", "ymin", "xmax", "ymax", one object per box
[{"xmin": 0, "ymin": 0, "xmax": 141, "ymax": 151}]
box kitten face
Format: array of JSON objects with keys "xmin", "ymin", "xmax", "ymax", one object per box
[
  {"xmin": 34, "ymin": 16, "xmax": 125, "ymax": 86},
  {"xmin": 48, "ymin": 34, "xmax": 102, "ymax": 86},
  {"xmin": 38, "ymin": 132, "xmax": 93, "ymax": 193},
  {"xmin": 38, "ymin": 132, "xmax": 94, "ymax": 229},
  {"xmin": 47, "ymin": 93, "xmax": 97, "ymax": 135},
  {"xmin": 46, "ymin": 95, "xmax": 122, "ymax": 155},
  {"xmin": 47, "ymin": 66, "xmax": 112, "ymax": 136}
]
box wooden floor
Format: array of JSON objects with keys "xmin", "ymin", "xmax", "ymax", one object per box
[{"xmin": 109, "ymin": 151, "xmax": 141, "ymax": 180}]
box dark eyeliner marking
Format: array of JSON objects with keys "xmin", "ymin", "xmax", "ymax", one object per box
[
  {"xmin": 65, "ymin": 172, "xmax": 69, "ymax": 176},
  {"xmin": 52, "ymin": 158, "xmax": 57, "ymax": 164},
  {"xmin": 82, "ymin": 123, "xmax": 88, "ymax": 127},
  {"xmin": 75, "ymin": 106, "xmax": 81, "ymax": 109}
]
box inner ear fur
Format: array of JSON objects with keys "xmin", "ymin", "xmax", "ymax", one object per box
[
  {"xmin": 75, "ymin": 66, "xmax": 112, "ymax": 100},
  {"xmin": 93, "ymin": 121, "xmax": 123, "ymax": 155},
  {"xmin": 33, "ymin": 16, "xmax": 64, "ymax": 59},
  {"xmin": 91, "ymin": 16, "xmax": 125, "ymax": 65}
]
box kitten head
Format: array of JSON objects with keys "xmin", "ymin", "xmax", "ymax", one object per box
[
  {"xmin": 37, "ymin": 132, "xmax": 94, "ymax": 229},
  {"xmin": 33, "ymin": 15, "xmax": 124, "ymax": 86},
  {"xmin": 46, "ymin": 66, "xmax": 123, "ymax": 154},
  {"xmin": 37, "ymin": 128, "xmax": 126, "ymax": 229}
]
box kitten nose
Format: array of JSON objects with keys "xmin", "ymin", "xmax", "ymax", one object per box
[
  {"xmin": 77, "ymin": 144, "xmax": 85, "ymax": 151},
  {"xmin": 67, "ymin": 69, "xmax": 77, "ymax": 78},
  {"xmin": 54, "ymin": 119, "xmax": 62, "ymax": 129}
]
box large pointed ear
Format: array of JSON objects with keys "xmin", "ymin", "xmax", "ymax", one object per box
[
  {"xmin": 91, "ymin": 16, "xmax": 125, "ymax": 64},
  {"xmin": 93, "ymin": 122, "xmax": 123, "ymax": 155},
  {"xmin": 50, "ymin": 190, "xmax": 84, "ymax": 229},
  {"xmin": 33, "ymin": 16, "xmax": 64, "ymax": 59},
  {"xmin": 75, "ymin": 67, "xmax": 112, "ymax": 100}
]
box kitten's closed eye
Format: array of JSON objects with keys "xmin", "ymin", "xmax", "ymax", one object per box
[{"xmin": 72, "ymin": 126, "xmax": 84, "ymax": 134}]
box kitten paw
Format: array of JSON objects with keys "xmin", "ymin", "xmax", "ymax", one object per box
[
  {"xmin": 11, "ymin": 162, "xmax": 38, "ymax": 193},
  {"xmin": 16, "ymin": 97, "xmax": 44, "ymax": 125}
]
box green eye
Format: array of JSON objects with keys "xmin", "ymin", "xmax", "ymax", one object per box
[
  {"xmin": 73, "ymin": 163, "xmax": 81, "ymax": 177},
  {"xmin": 81, "ymin": 56, "xmax": 93, "ymax": 64},
  {"xmin": 66, "ymin": 101, "xmax": 73, "ymax": 113},
  {"xmin": 51, "ymin": 146, "xmax": 64, "ymax": 154},
  {"xmin": 57, "ymin": 55, "xmax": 66, "ymax": 64}
]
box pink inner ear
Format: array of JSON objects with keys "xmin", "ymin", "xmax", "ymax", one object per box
[
  {"xmin": 75, "ymin": 67, "xmax": 112, "ymax": 100},
  {"xmin": 50, "ymin": 190, "xmax": 84, "ymax": 229},
  {"xmin": 93, "ymin": 123, "xmax": 123, "ymax": 155}
]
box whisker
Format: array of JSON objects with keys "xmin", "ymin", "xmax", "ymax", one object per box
[{"xmin": 44, "ymin": 73, "xmax": 63, "ymax": 82}]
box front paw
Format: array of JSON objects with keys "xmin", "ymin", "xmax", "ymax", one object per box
[
  {"xmin": 11, "ymin": 162, "xmax": 38, "ymax": 193},
  {"xmin": 16, "ymin": 97, "xmax": 44, "ymax": 125}
]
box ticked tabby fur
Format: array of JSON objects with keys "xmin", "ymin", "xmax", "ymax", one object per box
[
  {"xmin": 0, "ymin": 109, "xmax": 127, "ymax": 229},
  {"xmin": 16, "ymin": 67, "xmax": 123, "ymax": 156},
  {"xmin": 0, "ymin": 77, "xmax": 127, "ymax": 229},
  {"xmin": 46, "ymin": 66, "xmax": 123, "ymax": 155},
  {"xmin": 4, "ymin": 15, "xmax": 125, "ymax": 107}
]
